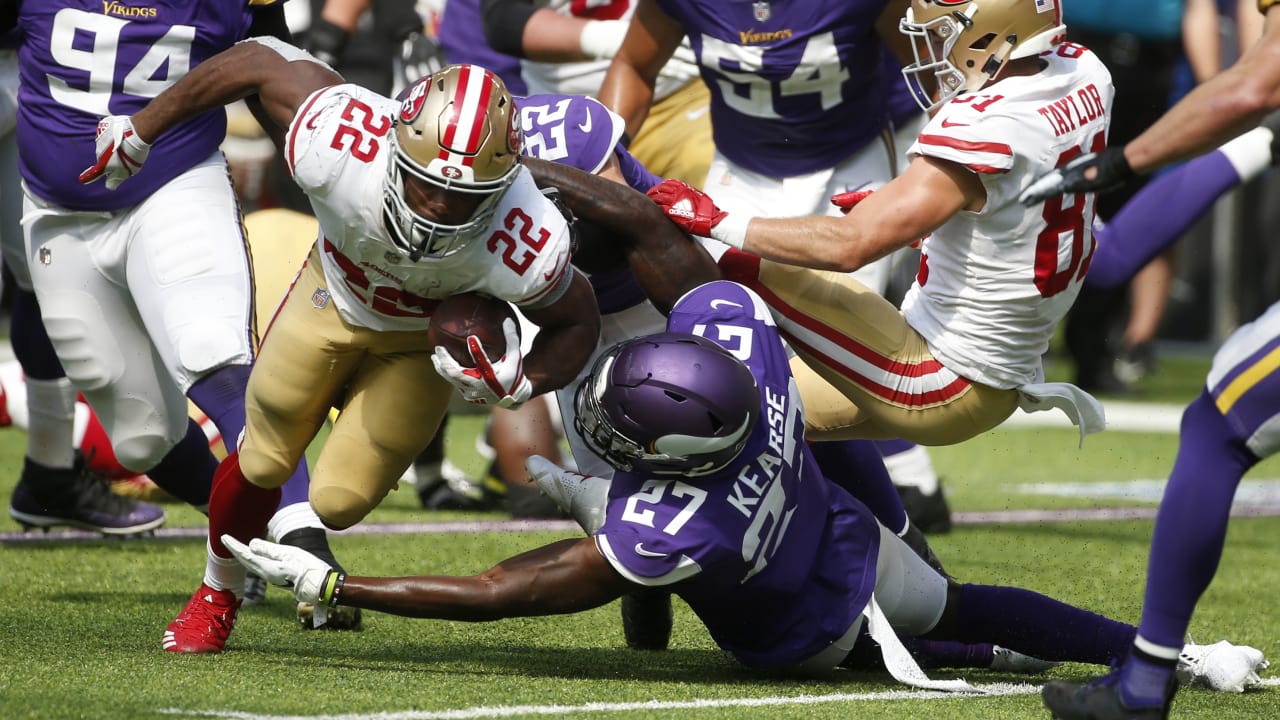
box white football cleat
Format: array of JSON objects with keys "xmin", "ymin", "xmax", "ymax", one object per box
[
  {"xmin": 1176, "ymin": 640, "xmax": 1269, "ymax": 692},
  {"xmin": 525, "ymin": 454, "xmax": 608, "ymax": 534}
]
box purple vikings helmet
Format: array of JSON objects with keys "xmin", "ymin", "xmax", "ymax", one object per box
[{"xmin": 574, "ymin": 333, "xmax": 760, "ymax": 477}]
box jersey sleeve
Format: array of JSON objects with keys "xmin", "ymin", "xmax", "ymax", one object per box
[
  {"xmin": 518, "ymin": 93, "xmax": 625, "ymax": 175},
  {"xmin": 910, "ymin": 107, "xmax": 1018, "ymax": 176},
  {"xmin": 595, "ymin": 515, "xmax": 703, "ymax": 588},
  {"xmin": 483, "ymin": 171, "xmax": 579, "ymax": 310},
  {"xmin": 285, "ymin": 84, "xmax": 393, "ymax": 196},
  {"xmin": 909, "ymin": 101, "xmax": 1042, "ymax": 213}
]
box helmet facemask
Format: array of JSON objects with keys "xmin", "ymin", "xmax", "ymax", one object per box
[
  {"xmin": 899, "ymin": 0, "xmax": 1067, "ymax": 114},
  {"xmin": 383, "ymin": 64, "xmax": 522, "ymax": 261}
]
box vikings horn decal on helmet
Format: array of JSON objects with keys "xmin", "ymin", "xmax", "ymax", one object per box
[
  {"xmin": 384, "ymin": 64, "xmax": 522, "ymax": 260},
  {"xmin": 900, "ymin": 0, "xmax": 1066, "ymax": 112},
  {"xmin": 573, "ymin": 333, "xmax": 761, "ymax": 477}
]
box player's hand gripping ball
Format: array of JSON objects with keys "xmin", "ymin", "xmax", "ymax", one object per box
[{"xmin": 429, "ymin": 293, "xmax": 532, "ymax": 409}]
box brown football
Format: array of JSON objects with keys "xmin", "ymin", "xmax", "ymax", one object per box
[{"xmin": 428, "ymin": 292, "xmax": 518, "ymax": 366}]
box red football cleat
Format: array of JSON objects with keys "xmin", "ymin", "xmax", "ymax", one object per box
[{"xmin": 162, "ymin": 583, "xmax": 241, "ymax": 653}]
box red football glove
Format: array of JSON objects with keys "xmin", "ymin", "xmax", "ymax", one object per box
[
  {"xmin": 646, "ymin": 179, "xmax": 728, "ymax": 237},
  {"xmin": 830, "ymin": 189, "xmax": 874, "ymax": 214}
]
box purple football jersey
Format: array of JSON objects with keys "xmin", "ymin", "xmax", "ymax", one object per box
[
  {"xmin": 655, "ymin": 0, "xmax": 892, "ymax": 177},
  {"xmin": 517, "ymin": 92, "xmax": 652, "ymax": 314},
  {"xmin": 594, "ymin": 281, "xmax": 880, "ymax": 669},
  {"xmin": 438, "ymin": 0, "xmax": 527, "ymax": 95},
  {"xmin": 16, "ymin": 2, "xmax": 268, "ymax": 211}
]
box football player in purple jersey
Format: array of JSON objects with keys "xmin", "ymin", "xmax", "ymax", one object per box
[
  {"xmin": 220, "ymin": 278, "xmax": 1263, "ymax": 689},
  {"xmin": 1022, "ymin": 0, "xmax": 1280, "ymax": 716},
  {"xmin": 6, "ymin": 0, "xmax": 354, "ymax": 625}
]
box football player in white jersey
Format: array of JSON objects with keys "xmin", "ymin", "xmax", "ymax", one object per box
[
  {"xmin": 647, "ymin": 0, "xmax": 1112, "ymax": 446},
  {"xmin": 82, "ymin": 46, "xmax": 601, "ymax": 653}
]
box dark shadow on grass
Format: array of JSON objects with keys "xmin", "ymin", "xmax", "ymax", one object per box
[{"xmin": 241, "ymin": 640, "xmax": 936, "ymax": 691}]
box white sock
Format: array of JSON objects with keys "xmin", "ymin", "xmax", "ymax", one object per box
[
  {"xmin": 881, "ymin": 445, "xmax": 940, "ymax": 494},
  {"xmin": 26, "ymin": 377, "xmax": 77, "ymax": 469},
  {"xmin": 203, "ymin": 540, "xmax": 246, "ymax": 597},
  {"xmin": 267, "ymin": 501, "xmax": 325, "ymax": 542}
]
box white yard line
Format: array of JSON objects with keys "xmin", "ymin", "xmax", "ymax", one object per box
[{"xmin": 162, "ymin": 678, "xmax": 1280, "ymax": 720}]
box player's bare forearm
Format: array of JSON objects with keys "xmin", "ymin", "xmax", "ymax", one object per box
[
  {"xmin": 130, "ymin": 40, "xmax": 342, "ymax": 144},
  {"xmin": 338, "ymin": 538, "xmax": 630, "ymax": 620},
  {"xmin": 522, "ymin": 272, "xmax": 601, "ymax": 395},
  {"xmin": 599, "ymin": 0, "xmax": 680, "ymax": 136},
  {"xmin": 523, "ymin": 157, "xmax": 720, "ymax": 314},
  {"xmin": 1126, "ymin": 5, "xmax": 1280, "ymax": 173}
]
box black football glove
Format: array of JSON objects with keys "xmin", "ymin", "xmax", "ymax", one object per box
[{"xmin": 1019, "ymin": 145, "xmax": 1136, "ymax": 206}]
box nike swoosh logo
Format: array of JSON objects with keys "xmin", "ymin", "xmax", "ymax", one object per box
[
  {"xmin": 685, "ymin": 106, "xmax": 710, "ymax": 122},
  {"xmin": 634, "ymin": 542, "xmax": 666, "ymax": 558},
  {"xmin": 305, "ymin": 111, "xmax": 322, "ymax": 131},
  {"xmin": 543, "ymin": 249, "xmax": 569, "ymax": 281},
  {"xmin": 709, "ymin": 299, "xmax": 742, "ymax": 310},
  {"xmin": 940, "ymin": 118, "xmax": 968, "ymax": 128},
  {"xmin": 577, "ymin": 111, "xmax": 592, "ymax": 134}
]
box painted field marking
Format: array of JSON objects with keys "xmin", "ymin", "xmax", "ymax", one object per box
[{"xmin": 162, "ymin": 678, "xmax": 1280, "ymax": 720}]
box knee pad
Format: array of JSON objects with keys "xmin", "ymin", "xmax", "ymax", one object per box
[
  {"xmin": 237, "ymin": 445, "xmax": 299, "ymax": 490},
  {"xmin": 309, "ymin": 484, "xmax": 374, "ymax": 531},
  {"xmin": 100, "ymin": 397, "xmax": 186, "ymax": 472},
  {"xmin": 176, "ymin": 322, "xmax": 252, "ymax": 379}
]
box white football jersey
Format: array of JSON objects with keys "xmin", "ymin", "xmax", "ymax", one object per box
[
  {"xmin": 901, "ymin": 45, "xmax": 1114, "ymax": 389},
  {"xmin": 284, "ymin": 84, "xmax": 575, "ymax": 333}
]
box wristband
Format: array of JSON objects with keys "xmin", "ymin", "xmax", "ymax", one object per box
[
  {"xmin": 709, "ymin": 213, "xmax": 750, "ymax": 250},
  {"xmin": 579, "ymin": 19, "xmax": 627, "ymax": 60},
  {"xmin": 320, "ymin": 570, "xmax": 346, "ymax": 607}
]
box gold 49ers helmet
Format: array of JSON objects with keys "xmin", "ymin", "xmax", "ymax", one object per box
[
  {"xmin": 385, "ymin": 64, "xmax": 522, "ymax": 259},
  {"xmin": 900, "ymin": 0, "xmax": 1066, "ymax": 113}
]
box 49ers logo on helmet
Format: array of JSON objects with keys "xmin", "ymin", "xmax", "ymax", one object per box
[
  {"xmin": 441, "ymin": 166, "xmax": 463, "ymax": 179},
  {"xmin": 400, "ymin": 79, "xmax": 429, "ymax": 123}
]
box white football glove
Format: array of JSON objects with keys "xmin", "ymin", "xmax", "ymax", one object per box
[
  {"xmin": 430, "ymin": 317, "xmax": 533, "ymax": 409},
  {"xmin": 78, "ymin": 115, "xmax": 151, "ymax": 190},
  {"xmin": 222, "ymin": 534, "xmax": 338, "ymax": 607}
]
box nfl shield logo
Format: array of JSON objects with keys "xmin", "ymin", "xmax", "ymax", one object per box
[
  {"xmin": 753, "ymin": 1, "xmax": 770, "ymax": 21},
  {"xmin": 38, "ymin": 247, "xmax": 51, "ymax": 265},
  {"xmin": 311, "ymin": 287, "xmax": 331, "ymax": 309},
  {"xmin": 384, "ymin": 251, "xmax": 401, "ymax": 264},
  {"xmin": 1034, "ymin": 0, "xmax": 1056, "ymax": 13}
]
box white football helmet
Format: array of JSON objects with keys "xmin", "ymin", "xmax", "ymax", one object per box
[
  {"xmin": 900, "ymin": 0, "xmax": 1066, "ymax": 113},
  {"xmin": 384, "ymin": 64, "xmax": 522, "ymax": 260}
]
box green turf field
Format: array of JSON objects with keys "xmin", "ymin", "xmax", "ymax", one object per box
[{"xmin": 1, "ymin": 353, "xmax": 1277, "ymax": 719}]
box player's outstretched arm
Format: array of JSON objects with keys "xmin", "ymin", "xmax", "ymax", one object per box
[
  {"xmin": 523, "ymin": 156, "xmax": 720, "ymax": 314},
  {"xmin": 342, "ymin": 538, "xmax": 634, "ymax": 620},
  {"xmin": 226, "ymin": 533, "xmax": 634, "ymax": 621},
  {"xmin": 79, "ymin": 38, "xmax": 343, "ymax": 189},
  {"xmin": 130, "ymin": 38, "xmax": 343, "ymax": 143}
]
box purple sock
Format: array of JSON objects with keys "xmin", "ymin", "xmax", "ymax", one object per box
[
  {"xmin": 810, "ymin": 439, "xmax": 908, "ymax": 533},
  {"xmin": 145, "ymin": 418, "xmax": 217, "ymax": 507},
  {"xmin": 188, "ymin": 364, "xmax": 311, "ymax": 509},
  {"xmin": 1138, "ymin": 391, "xmax": 1258, "ymax": 648},
  {"xmin": 1118, "ymin": 649, "xmax": 1178, "ymax": 709},
  {"xmin": 903, "ymin": 638, "xmax": 995, "ymax": 669},
  {"xmin": 1087, "ymin": 151, "xmax": 1241, "ymax": 289},
  {"xmin": 947, "ymin": 583, "xmax": 1136, "ymax": 665},
  {"xmin": 11, "ymin": 290, "xmax": 65, "ymax": 380}
]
